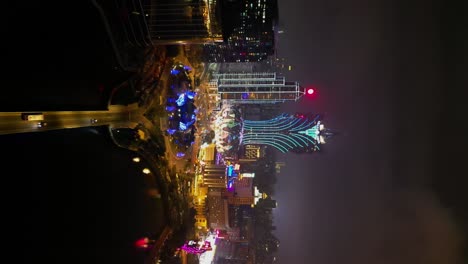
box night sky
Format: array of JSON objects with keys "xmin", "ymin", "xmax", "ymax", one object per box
[{"xmin": 274, "ymin": 0, "xmax": 467, "ymax": 263}]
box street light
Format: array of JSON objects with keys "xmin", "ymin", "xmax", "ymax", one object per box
[
  {"xmin": 142, "ymin": 168, "xmax": 151, "ymax": 174},
  {"xmin": 133, "ymin": 157, "xmax": 141, "ymax": 163}
]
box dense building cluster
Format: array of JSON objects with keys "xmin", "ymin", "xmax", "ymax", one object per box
[
  {"xmin": 202, "ymin": 0, "xmax": 279, "ymax": 62},
  {"xmin": 144, "ymin": 2, "xmax": 331, "ymax": 263}
]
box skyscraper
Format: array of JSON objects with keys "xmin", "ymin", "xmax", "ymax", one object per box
[
  {"xmin": 212, "ymin": 72, "xmax": 304, "ymax": 105},
  {"xmin": 202, "ymin": 0, "xmax": 279, "ymax": 62},
  {"xmin": 242, "ymin": 113, "xmax": 330, "ymax": 153},
  {"xmin": 214, "ymin": 105, "xmax": 334, "ymax": 154},
  {"xmin": 145, "ymin": 0, "xmax": 223, "ymax": 44}
]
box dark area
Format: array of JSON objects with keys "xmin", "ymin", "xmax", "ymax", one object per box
[
  {"xmin": 218, "ymin": 0, "xmax": 243, "ymax": 41},
  {"xmin": 166, "ymin": 45, "xmax": 181, "ymax": 58},
  {"xmin": 1, "ymin": 2, "xmax": 168, "ymax": 264},
  {"xmin": 0, "ymin": 127, "xmax": 164, "ymax": 264},
  {"xmin": 110, "ymin": 75, "xmax": 140, "ymax": 105},
  {"xmin": 0, "ymin": 1, "xmax": 139, "ymax": 111},
  {"xmin": 432, "ymin": 1, "xmax": 468, "ymax": 259}
]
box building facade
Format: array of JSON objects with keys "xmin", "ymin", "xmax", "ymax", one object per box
[
  {"xmin": 242, "ymin": 112, "xmax": 329, "ymax": 153},
  {"xmin": 212, "ymin": 72, "xmax": 304, "ymax": 104},
  {"xmin": 145, "ymin": 0, "xmax": 223, "ymax": 44},
  {"xmin": 202, "ymin": 0, "xmax": 278, "ymax": 62},
  {"xmin": 203, "ymin": 164, "xmax": 227, "ymax": 188}
]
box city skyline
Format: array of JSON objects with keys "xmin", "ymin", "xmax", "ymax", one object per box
[{"xmin": 1, "ymin": 1, "xmax": 467, "ymax": 264}]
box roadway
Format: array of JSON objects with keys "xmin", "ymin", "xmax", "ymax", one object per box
[
  {"xmin": 0, "ymin": 104, "xmax": 141, "ymax": 136},
  {"xmin": 145, "ymin": 226, "xmax": 173, "ymax": 264},
  {"xmin": 0, "ymin": 50, "xmax": 217, "ymax": 263}
]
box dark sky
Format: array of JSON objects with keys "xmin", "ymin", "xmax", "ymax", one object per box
[{"xmin": 274, "ymin": 0, "xmax": 468, "ymax": 263}]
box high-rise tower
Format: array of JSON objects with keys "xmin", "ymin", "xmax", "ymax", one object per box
[
  {"xmin": 213, "ymin": 105, "xmax": 334, "ymax": 154},
  {"xmin": 242, "ymin": 113, "xmax": 331, "ymax": 153},
  {"xmin": 212, "ymin": 72, "xmax": 305, "ymax": 105}
]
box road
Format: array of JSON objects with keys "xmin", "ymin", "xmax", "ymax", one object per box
[
  {"xmin": 145, "ymin": 226, "xmax": 173, "ymax": 264},
  {"xmin": 0, "ymin": 104, "xmax": 142, "ymax": 136}
]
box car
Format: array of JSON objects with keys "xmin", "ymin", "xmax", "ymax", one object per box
[
  {"xmin": 90, "ymin": 119, "xmax": 98, "ymax": 123},
  {"xmin": 37, "ymin": 122, "xmax": 47, "ymax": 127}
]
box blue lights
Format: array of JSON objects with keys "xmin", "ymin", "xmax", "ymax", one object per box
[
  {"xmin": 186, "ymin": 91, "xmax": 196, "ymax": 99},
  {"xmin": 227, "ymin": 165, "xmax": 234, "ymax": 177},
  {"xmin": 176, "ymin": 93, "xmax": 187, "ymax": 106},
  {"xmin": 166, "ymin": 106, "xmax": 176, "ymax": 112},
  {"xmin": 166, "ymin": 61, "xmax": 199, "ymax": 159},
  {"xmin": 225, "ymin": 164, "xmax": 238, "ymax": 178},
  {"xmin": 179, "ymin": 122, "xmax": 188, "ymax": 131}
]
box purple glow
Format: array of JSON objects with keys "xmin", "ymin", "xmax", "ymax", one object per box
[{"xmin": 166, "ymin": 106, "xmax": 176, "ymax": 112}]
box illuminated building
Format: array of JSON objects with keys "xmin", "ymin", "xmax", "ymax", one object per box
[
  {"xmin": 207, "ymin": 188, "xmax": 229, "ymax": 230},
  {"xmin": 215, "ymin": 105, "xmax": 333, "ymax": 154},
  {"xmin": 242, "ymin": 113, "xmax": 333, "ymax": 153},
  {"xmin": 240, "ymin": 103, "xmax": 281, "ymax": 121},
  {"xmin": 224, "ymin": 178, "xmax": 254, "ymax": 206},
  {"xmin": 203, "ymin": 164, "xmax": 227, "ymax": 188},
  {"xmin": 198, "ymin": 143, "xmax": 217, "ymax": 163},
  {"xmin": 218, "ymin": 61, "xmax": 272, "ymax": 73},
  {"xmin": 195, "ymin": 214, "xmax": 208, "ymax": 230},
  {"xmin": 275, "ymin": 161, "xmax": 285, "ymax": 173},
  {"xmin": 202, "ymin": 0, "xmax": 278, "ymax": 62},
  {"xmin": 241, "ymin": 145, "xmax": 264, "ymax": 160},
  {"xmin": 213, "ymin": 72, "xmax": 305, "ymax": 105},
  {"xmin": 144, "ymin": 0, "xmax": 223, "ymax": 44}
]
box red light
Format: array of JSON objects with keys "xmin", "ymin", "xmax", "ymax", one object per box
[
  {"xmin": 135, "ymin": 237, "xmax": 149, "ymax": 248},
  {"xmin": 307, "ymin": 88, "xmax": 314, "ymax": 95}
]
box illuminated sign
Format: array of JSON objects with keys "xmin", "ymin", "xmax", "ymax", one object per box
[
  {"xmin": 241, "ymin": 173, "xmax": 255, "ymax": 178},
  {"xmin": 227, "ymin": 165, "xmax": 233, "ymax": 176}
]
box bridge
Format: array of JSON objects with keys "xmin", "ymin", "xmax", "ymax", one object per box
[{"xmin": 0, "ymin": 104, "xmax": 144, "ymax": 136}]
